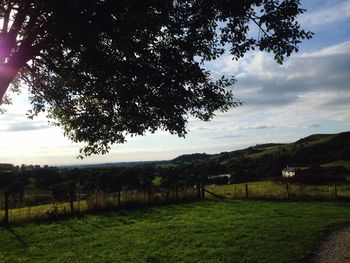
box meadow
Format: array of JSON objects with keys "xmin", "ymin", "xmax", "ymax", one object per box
[
  {"xmin": 2, "ymin": 180, "xmax": 350, "ymax": 224},
  {"xmin": 206, "ymin": 181, "xmax": 350, "ymax": 200},
  {"xmin": 1, "ymin": 199, "xmax": 350, "ymax": 262}
]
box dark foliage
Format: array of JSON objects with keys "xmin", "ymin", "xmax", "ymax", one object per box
[
  {"xmin": 0, "ymin": 0, "xmax": 312, "ymax": 156},
  {"xmin": 290, "ymin": 167, "xmax": 348, "ymax": 184}
]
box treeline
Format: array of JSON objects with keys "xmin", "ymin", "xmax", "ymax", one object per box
[{"xmin": 0, "ymin": 161, "xmax": 228, "ymax": 204}]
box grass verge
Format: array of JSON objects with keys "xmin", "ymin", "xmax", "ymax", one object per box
[{"xmin": 1, "ymin": 199, "xmax": 350, "ymax": 262}]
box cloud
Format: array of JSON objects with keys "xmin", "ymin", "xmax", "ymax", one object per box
[
  {"xmin": 304, "ymin": 123, "xmax": 321, "ymax": 128},
  {"xmin": 299, "ymin": 1, "xmax": 350, "ymax": 27},
  {"xmin": 248, "ymin": 124, "xmax": 275, "ymax": 130},
  {"xmin": 211, "ymin": 134, "xmax": 243, "ymax": 140},
  {"xmin": 229, "ymin": 41, "xmax": 350, "ymax": 109},
  {"xmin": 0, "ymin": 113, "xmax": 51, "ymax": 132},
  {"xmin": 3, "ymin": 123, "xmax": 49, "ymax": 132},
  {"xmin": 193, "ymin": 40, "xmax": 350, "ymax": 134},
  {"xmin": 0, "ymin": 106, "xmax": 51, "ymax": 132}
]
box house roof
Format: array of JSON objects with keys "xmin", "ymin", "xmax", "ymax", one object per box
[{"xmin": 282, "ymin": 167, "xmax": 299, "ymax": 172}]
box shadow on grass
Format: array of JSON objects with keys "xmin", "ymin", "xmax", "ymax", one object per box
[
  {"xmin": 0, "ymin": 197, "xmax": 204, "ymax": 227},
  {"xmin": 4, "ymin": 226, "xmax": 28, "ymax": 248}
]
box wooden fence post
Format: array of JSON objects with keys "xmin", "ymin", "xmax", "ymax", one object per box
[
  {"xmin": 201, "ymin": 183, "xmax": 205, "ymax": 199},
  {"xmin": 166, "ymin": 191, "xmax": 170, "ymax": 202},
  {"xmin": 77, "ymin": 178, "xmax": 81, "ymax": 213},
  {"xmin": 286, "ymin": 182, "xmax": 290, "ymax": 200},
  {"xmin": 148, "ymin": 187, "xmax": 152, "ymax": 205},
  {"xmin": 70, "ymin": 197, "xmax": 74, "ymax": 214},
  {"xmin": 245, "ymin": 184, "xmax": 249, "ymax": 199},
  {"xmin": 334, "ymin": 184, "xmax": 338, "ymax": 199},
  {"xmin": 4, "ymin": 192, "xmax": 9, "ymax": 225},
  {"xmin": 197, "ymin": 183, "xmax": 201, "ymax": 198},
  {"xmin": 118, "ymin": 191, "xmax": 121, "ymax": 206}
]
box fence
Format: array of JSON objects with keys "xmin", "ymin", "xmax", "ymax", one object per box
[
  {"xmin": 0, "ymin": 187, "xmax": 198, "ymax": 224},
  {"xmin": 205, "ymin": 181, "xmax": 350, "ymax": 201},
  {"xmin": 2, "ymin": 181, "xmax": 349, "ymax": 224}
]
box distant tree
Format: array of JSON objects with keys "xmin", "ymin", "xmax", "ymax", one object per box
[
  {"xmin": 138, "ymin": 167, "xmax": 156, "ymax": 190},
  {"xmin": 52, "ymin": 179, "xmax": 76, "ymax": 205},
  {"xmin": 0, "ymin": 171, "xmax": 29, "ymax": 224},
  {"xmin": 0, "ymin": 171, "xmax": 13, "ymax": 190},
  {"xmin": 0, "ymin": 163, "xmax": 14, "ymax": 171},
  {"xmin": 160, "ymin": 167, "xmax": 184, "ymax": 188},
  {"xmin": 0, "ymin": 1, "xmax": 312, "ymax": 156},
  {"xmin": 51, "ymin": 182, "xmax": 67, "ymax": 201},
  {"xmin": 97, "ymin": 170, "xmax": 115, "ymax": 193},
  {"xmin": 118, "ymin": 168, "xmax": 140, "ymax": 190},
  {"xmin": 31, "ymin": 166, "xmax": 61, "ymax": 189}
]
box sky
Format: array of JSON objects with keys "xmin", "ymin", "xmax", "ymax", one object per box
[{"xmin": 1, "ymin": 0, "xmax": 350, "ymax": 166}]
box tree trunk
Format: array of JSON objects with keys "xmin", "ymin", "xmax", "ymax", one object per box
[{"xmin": 0, "ymin": 74, "xmax": 12, "ymax": 103}]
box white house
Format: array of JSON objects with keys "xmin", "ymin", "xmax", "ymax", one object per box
[{"xmin": 282, "ymin": 166, "xmax": 300, "ymax": 178}]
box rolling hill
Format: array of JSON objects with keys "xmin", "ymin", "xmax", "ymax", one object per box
[{"xmin": 166, "ymin": 131, "xmax": 350, "ymax": 182}]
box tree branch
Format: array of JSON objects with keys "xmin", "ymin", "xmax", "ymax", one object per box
[
  {"xmin": 2, "ymin": 1, "xmax": 13, "ymax": 34},
  {"xmin": 7, "ymin": 2, "xmax": 28, "ymax": 45},
  {"xmin": 247, "ymin": 15, "xmax": 270, "ymax": 38}
]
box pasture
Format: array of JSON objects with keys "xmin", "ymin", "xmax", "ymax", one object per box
[
  {"xmin": 2, "ymin": 181, "xmax": 350, "ymax": 224},
  {"xmin": 206, "ymin": 181, "xmax": 350, "ymax": 200},
  {"xmin": 1, "ymin": 199, "xmax": 350, "ymax": 262}
]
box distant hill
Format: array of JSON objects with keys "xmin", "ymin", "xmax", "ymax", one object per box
[
  {"xmin": 59, "ymin": 160, "xmax": 164, "ymax": 169},
  {"xmin": 166, "ymin": 131, "xmax": 350, "ymax": 182},
  {"xmin": 172, "ymin": 153, "xmax": 212, "ymax": 163},
  {"xmin": 56, "ymin": 131, "xmax": 350, "ymax": 181}
]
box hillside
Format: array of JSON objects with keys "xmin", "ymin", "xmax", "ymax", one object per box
[{"xmin": 167, "ymin": 131, "xmax": 350, "ymax": 182}]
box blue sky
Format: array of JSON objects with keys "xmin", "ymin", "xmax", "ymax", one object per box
[{"xmin": 1, "ymin": 0, "xmax": 350, "ymax": 165}]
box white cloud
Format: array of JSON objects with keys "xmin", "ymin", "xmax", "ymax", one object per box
[
  {"xmin": 301, "ymin": 40, "xmax": 350, "ymax": 57},
  {"xmin": 194, "ymin": 40, "xmax": 350, "ymax": 135},
  {"xmin": 1, "ymin": 37, "xmax": 350, "ymax": 165},
  {"xmin": 300, "ymin": 0, "xmax": 350, "ymax": 27}
]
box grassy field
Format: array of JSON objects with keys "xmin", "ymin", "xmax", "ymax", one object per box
[
  {"xmin": 2, "ymin": 181, "xmax": 350, "ymax": 224},
  {"xmin": 1, "ymin": 199, "xmax": 350, "ymax": 262},
  {"xmin": 0, "ymin": 188, "xmax": 198, "ymax": 224},
  {"xmin": 0, "ymin": 200, "xmax": 89, "ymax": 223},
  {"xmin": 321, "ymin": 160, "xmax": 350, "ymax": 169},
  {"xmin": 207, "ymin": 181, "xmax": 350, "ymax": 200}
]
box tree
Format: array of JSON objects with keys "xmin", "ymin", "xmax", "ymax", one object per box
[{"xmin": 0, "ymin": 0, "xmax": 312, "ymax": 156}]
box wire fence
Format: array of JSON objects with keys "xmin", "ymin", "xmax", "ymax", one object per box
[
  {"xmin": 206, "ymin": 182, "xmax": 350, "ymax": 201},
  {"xmin": 0, "ymin": 187, "xmax": 198, "ymax": 224},
  {"xmin": 2, "ymin": 182, "xmax": 349, "ymax": 224}
]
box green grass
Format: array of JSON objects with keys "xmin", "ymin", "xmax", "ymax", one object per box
[
  {"xmin": 2, "ymin": 181, "xmax": 350, "ymax": 224},
  {"xmin": 321, "ymin": 160, "xmax": 350, "ymax": 169},
  {"xmin": 152, "ymin": 176, "xmax": 161, "ymax": 186},
  {"xmin": 0, "ymin": 201, "xmax": 89, "ymax": 223},
  {"xmin": 245, "ymin": 133, "xmax": 337, "ymax": 159},
  {"xmin": 245, "ymin": 146, "xmax": 280, "ymax": 159},
  {"xmin": 1, "ymin": 199, "xmax": 350, "ymax": 262},
  {"xmin": 1, "ymin": 188, "xmax": 198, "ymax": 224},
  {"xmin": 207, "ymin": 181, "xmax": 350, "ymax": 200}
]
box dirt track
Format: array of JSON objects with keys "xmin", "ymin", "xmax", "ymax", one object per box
[{"xmin": 310, "ymin": 226, "xmax": 350, "ymax": 263}]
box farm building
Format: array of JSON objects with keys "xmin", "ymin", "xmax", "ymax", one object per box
[{"xmin": 282, "ymin": 166, "xmax": 300, "ymax": 178}]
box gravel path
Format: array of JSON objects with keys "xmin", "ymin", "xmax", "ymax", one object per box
[{"xmin": 310, "ymin": 226, "xmax": 350, "ymax": 263}]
